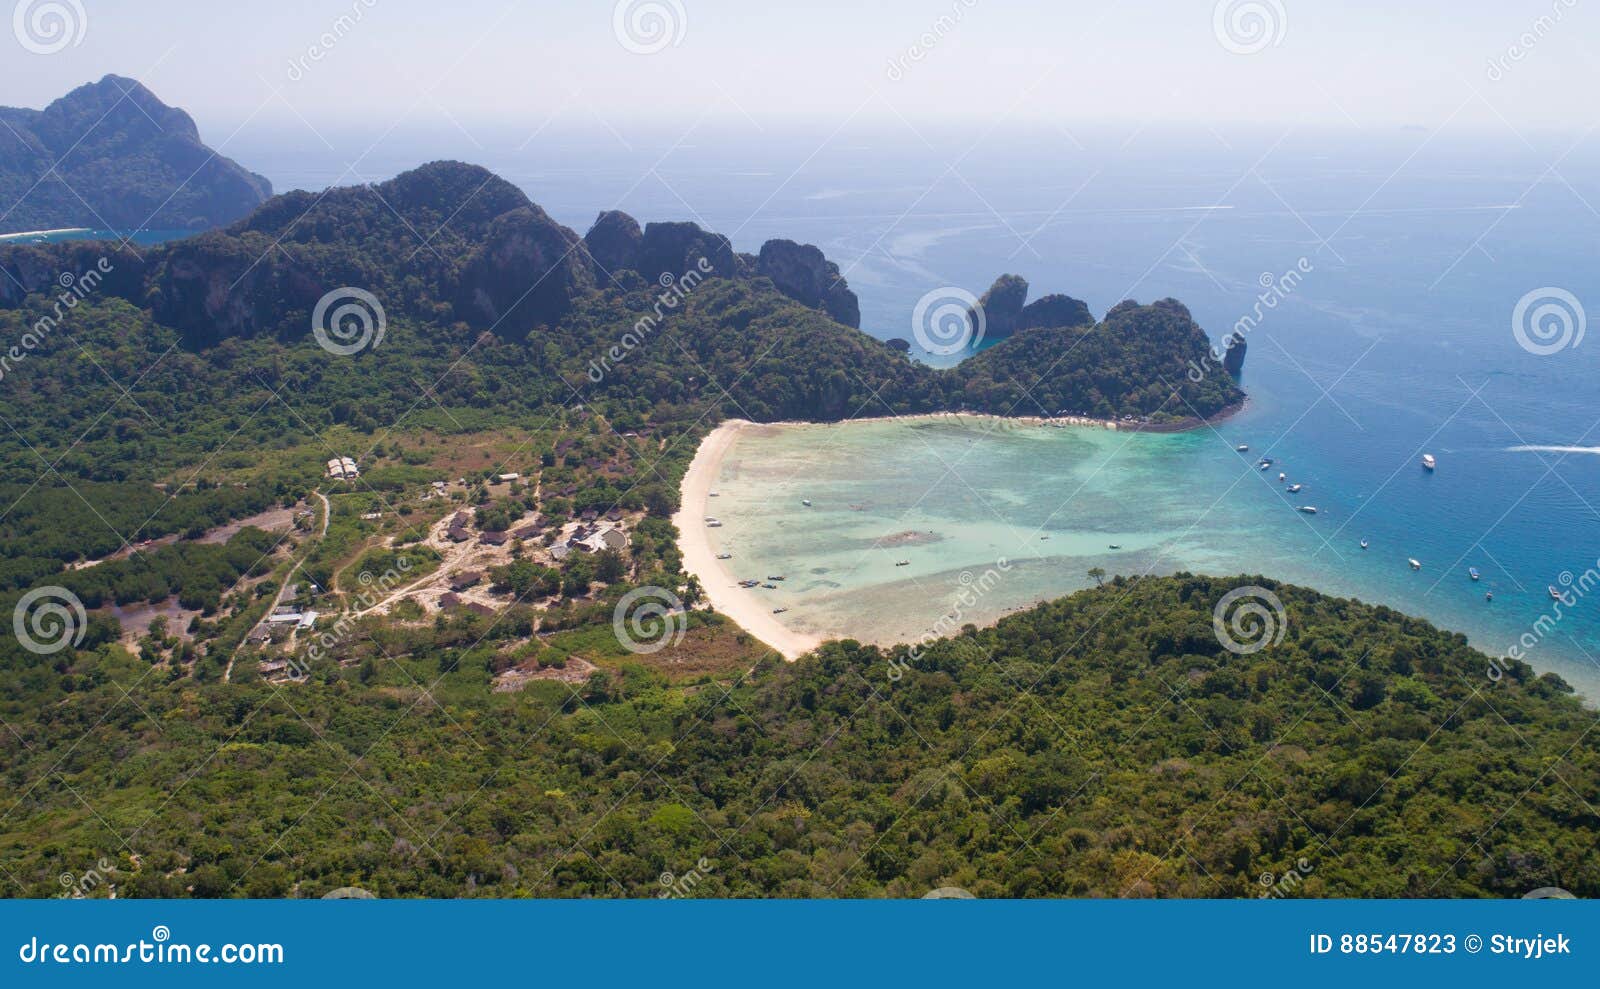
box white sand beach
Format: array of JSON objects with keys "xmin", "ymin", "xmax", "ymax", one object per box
[{"xmin": 675, "ymin": 419, "xmax": 823, "ymax": 660}]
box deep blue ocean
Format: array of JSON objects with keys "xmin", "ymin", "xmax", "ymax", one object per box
[{"xmin": 231, "ymin": 120, "xmax": 1600, "ymax": 693}]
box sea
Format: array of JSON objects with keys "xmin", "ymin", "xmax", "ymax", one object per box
[{"xmin": 208, "ymin": 120, "xmax": 1600, "ymax": 696}]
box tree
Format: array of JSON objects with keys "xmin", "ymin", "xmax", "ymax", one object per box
[{"xmin": 1088, "ymin": 567, "xmax": 1106, "ymax": 588}]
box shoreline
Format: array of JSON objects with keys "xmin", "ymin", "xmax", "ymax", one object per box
[
  {"xmin": 674, "ymin": 420, "xmax": 824, "ymax": 661},
  {"xmin": 674, "ymin": 406, "xmax": 1242, "ymax": 661}
]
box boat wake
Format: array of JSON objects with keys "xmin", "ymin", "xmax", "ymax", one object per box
[{"xmin": 1506, "ymin": 445, "xmax": 1600, "ymax": 456}]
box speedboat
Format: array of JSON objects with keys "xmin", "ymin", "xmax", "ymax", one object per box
[
  {"xmin": 1359, "ymin": 539, "xmax": 1369, "ymax": 550},
  {"xmin": 716, "ymin": 553, "xmax": 732, "ymax": 560},
  {"xmin": 1409, "ymin": 558, "xmax": 1422, "ymax": 570},
  {"xmin": 1287, "ymin": 483, "xmax": 1303, "ymax": 493},
  {"xmin": 1468, "ymin": 567, "xmax": 1480, "ymax": 581},
  {"xmin": 1550, "ymin": 585, "xmax": 1563, "ymax": 600},
  {"xmin": 768, "ymin": 575, "xmax": 786, "ymax": 581},
  {"xmin": 1485, "ymin": 591, "xmax": 1493, "ymax": 602},
  {"xmin": 772, "ymin": 607, "xmax": 788, "ymax": 614},
  {"xmin": 895, "ymin": 560, "xmax": 910, "ymax": 566},
  {"xmin": 709, "ymin": 490, "xmax": 720, "ymax": 497},
  {"xmin": 1297, "ymin": 505, "xmax": 1318, "ymax": 514},
  {"xmin": 1236, "ymin": 444, "xmax": 1249, "ymax": 452},
  {"xmin": 706, "ymin": 519, "xmax": 723, "ymax": 528},
  {"xmin": 1422, "ymin": 454, "xmax": 1436, "ymax": 471},
  {"xmin": 1108, "ymin": 544, "xmax": 1122, "ymax": 549},
  {"xmin": 1277, "ymin": 472, "xmax": 1286, "ymax": 483},
  {"xmin": 801, "ymin": 499, "xmax": 812, "ymax": 507},
  {"xmin": 762, "ymin": 583, "xmax": 777, "ymax": 589}
]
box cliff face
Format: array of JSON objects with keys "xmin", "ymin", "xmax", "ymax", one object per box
[
  {"xmin": 755, "ymin": 239, "xmax": 860, "ymax": 328},
  {"xmin": 0, "ymin": 75, "xmax": 271, "ymax": 233},
  {"xmin": 455, "ymin": 206, "xmax": 594, "ymax": 337}
]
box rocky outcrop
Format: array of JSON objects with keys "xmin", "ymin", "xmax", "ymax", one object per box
[
  {"xmin": 583, "ymin": 210, "xmax": 643, "ymax": 274},
  {"xmin": 455, "ymin": 206, "xmax": 596, "ymax": 338},
  {"xmin": 0, "ymin": 75, "xmax": 270, "ymax": 233},
  {"xmin": 755, "ymin": 239, "xmax": 860, "ymax": 328},
  {"xmin": 970, "ymin": 274, "xmax": 1030, "ymax": 347},
  {"xmin": 1016, "ymin": 293, "xmax": 1092, "ymax": 332},
  {"xmin": 638, "ymin": 222, "xmax": 735, "ymax": 283},
  {"xmin": 1222, "ymin": 331, "xmax": 1247, "ymax": 378}
]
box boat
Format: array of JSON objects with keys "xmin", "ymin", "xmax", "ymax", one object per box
[
  {"xmin": 801, "ymin": 499, "xmax": 812, "ymax": 507},
  {"xmin": 768, "ymin": 575, "xmax": 785, "ymax": 581},
  {"xmin": 772, "ymin": 607, "xmax": 788, "ymax": 614},
  {"xmin": 716, "ymin": 553, "xmax": 732, "ymax": 560},
  {"xmin": 1485, "ymin": 591, "xmax": 1493, "ymax": 601},
  {"xmin": 1297, "ymin": 506, "xmax": 1318, "ymax": 514},
  {"xmin": 895, "ymin": 560, "xmax": 910, "ymax": 566},
  {"xmin": 1550, "ymin": 585, "xmax": 1563, "ymax": 600},
  {"xmin": 1468, "ymin": 567, "xmax": 1480, "ymax": 581},
  {"xmin": 1108, "ymin": 544, "xmax": 1121, "ymax": 549},
  {"xmin": 1236, "ymin": 444, "xmax": 1250, "ymax": 452},
  {"xmin": 708, "ymin": 490, "xmax": 720, "ymax": 497},
  {"xmin": 762, "ymin": 583, "xmax": 777, "ymax": 589},
  {"xmin": 1422, "ymin": 454, "xmax": 1436, "ymax": 471},
  {"xmin": 738, "ymin": 579, "xmax": 759, "ymax": 588},
  {"xmin": 1277, "ymin": 472, "xmax": 1286, "ymax": 483},
  {"xmin": 1287, "ymin": 483, "xmax": 1303, "ymax": 493},
  {"xmin": 1409, "ymin": 558, "xmax": 1422, "ymax": 570},
  {"xmin": 1360, "ymin": 539, "xmax": 1369, "ymax": 550},
  {"xmin": 1259, "ymin": 457, "xmax": 1275, "ymax": 466}
]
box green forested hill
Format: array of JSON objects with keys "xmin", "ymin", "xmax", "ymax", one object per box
[{"xmin": 1, "ymin": 575, "xmax": 1591, "ymax": 898}]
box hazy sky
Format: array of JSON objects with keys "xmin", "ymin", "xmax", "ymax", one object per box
[{"xmin": 2, "ymin": 0, "xmax": 1596, "ymax": 142}]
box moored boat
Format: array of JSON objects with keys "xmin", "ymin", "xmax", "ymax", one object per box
[
  {"xmin": 1468, "ymin": 567, "xmax": 1480, "ymax": 581},
  {"xmin": 1422, "ymin": 453, "xmax": 1436, "ymax": 471}
]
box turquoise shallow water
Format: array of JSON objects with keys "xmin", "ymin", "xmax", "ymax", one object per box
[{"xmin": 708, "ymin": 414, "xmax": 1600, "ymax": 702}]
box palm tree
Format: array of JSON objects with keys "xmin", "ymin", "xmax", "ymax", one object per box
[{"xmin": 1087, "ymin": 567, "xmax": 1106, "ymax": 588}]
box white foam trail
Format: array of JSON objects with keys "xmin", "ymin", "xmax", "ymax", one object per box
[{"xmin": 1506, "ymin": 445, "xmax": 1600, "ymax": 456}]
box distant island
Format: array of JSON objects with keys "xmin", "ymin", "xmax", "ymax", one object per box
[{"xmin": 0, "ymin": 75, "xmax": 271, "ymax": 234}]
